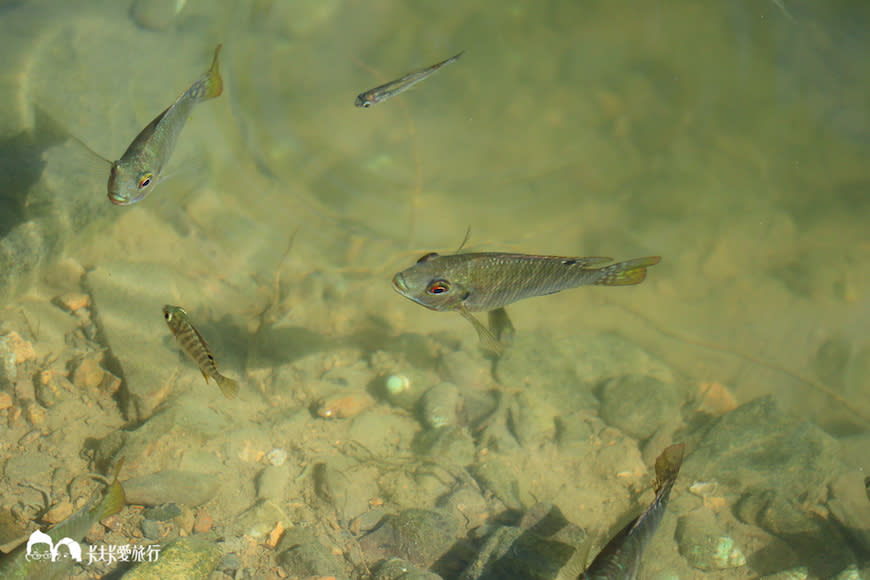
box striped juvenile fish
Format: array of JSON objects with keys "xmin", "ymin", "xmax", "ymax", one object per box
[
  {"xmin": 0, "ymin": 461, "xmax": 125, "ymax": 580},
  {"xmin": 354, "ymin": 51, "xmax": 463, "ymax": 108},
  {"xmin": 392, "ymin": 251, "xmax": 660, "ymax": 352},
  {"xmin": 163, "ymin": 305, "xmax": 239, "ymax": 398},
  {"xmin": 580, "ymin": 443, "xmax": 685, "ymax": 579},
  {"xmin": 108, "ymin": 44, "xmax": 223, "ymax": 205}
]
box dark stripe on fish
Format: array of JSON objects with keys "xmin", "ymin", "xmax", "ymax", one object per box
[{"xmin": 163, "ymin": 305, "xmax": 238, "ymax": 398}]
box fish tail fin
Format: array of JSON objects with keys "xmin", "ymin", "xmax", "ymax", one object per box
[
  {"xmin": 654, "ymin": 442, "xmax": 685, "ymax": 492},
  {"xmin": 190, "ymin": 44, "xmax": 223, "ymax": 102},
  {"xmin": 215, "ymin": 374, "xmax": 239, "ymax": 399},
  {"xmin": 99, "ymin": 459, "xmax": 126, "ymax": 521},
  {"xmin": 595, "ymin": 256, "xmax": 661, "ymax": 286}
]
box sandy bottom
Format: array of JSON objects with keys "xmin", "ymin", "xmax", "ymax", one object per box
[{"xmin": 0, "ymin": 0, "xmax": 869, "ymax": 578}]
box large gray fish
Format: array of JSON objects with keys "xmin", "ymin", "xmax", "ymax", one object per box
[
  {"xmin": 354, "ymin": 51, "xmax": 463, "ymax": 108},
  {"xmin": 0, "ymin": 461, "xmax": 125, "ymax": 580},
  {"xmin": 163, "ymin": 305, "xmax": 239, "ymax": 398},
  {"xmin": 107, "ymin": 44, "xmax": 223, "ymax": 205},
  {"xmin": 391, "ymin": 251, "xmax": 660, "ymax": 352},
  {"xmin": 580, "ymin": 443, "xmax": 685, "ymax": 580}
]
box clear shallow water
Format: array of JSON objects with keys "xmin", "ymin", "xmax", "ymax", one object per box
[{"xmin": 0, "ymin": 0, "xmax": 868, "ymax": 578}]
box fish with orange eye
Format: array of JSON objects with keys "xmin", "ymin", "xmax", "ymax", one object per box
[
  {"xmin": 107, "ymin": 44, "xmax": 223, "ymax": 205},
  {"xmin": 391, "ymin": 251, "xmax": 660, "ymax": 354}
]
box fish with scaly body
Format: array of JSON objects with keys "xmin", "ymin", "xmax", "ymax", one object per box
[
  {"xmin": 0, "ymin": 461, "xmax": 126, "ymax": 579},
  {"xmin": 392, "ymin": 251, "xmax": 660, "ymax": 352},
  {"xmin": 355, "ymin": 51, "xmax": 463, "ymax": 108},
  {"xmin": 107, "ymin": 44, "xmax": 223, "ymax": 205},
  {"xmin": 163, "ymin": 305, "xmax": 238, "ymax": 398},
  {"xmin": 580, "ymin": 443, "xmax": 685, "ymax": 579}
]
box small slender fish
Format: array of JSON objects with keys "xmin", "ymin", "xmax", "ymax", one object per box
[
  {"xmin": 354, "ymin": 51, "xmax": 464, "ymax": 108},
  {"xmin": 580, "ymin": 443, "xmax": 685, "ymax": 580},
  {"xmin": 108, "ymin": 44, "xmax": 223, "ymax": 205},
  {"xmin": 163, "ymin": 305, "xmax": 239, "ymax": 398},
  {"xmin": 0, "ymin": 461, "xmax": 126, "ymax": 580},
  {"xmin": 392, "ymin": 252, "xmax": 660, "ymax": 352}
]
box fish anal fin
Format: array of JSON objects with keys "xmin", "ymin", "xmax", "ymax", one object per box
[{"xmin": 459, "ymin": 306, "xmax": 505, "ymax": 355}]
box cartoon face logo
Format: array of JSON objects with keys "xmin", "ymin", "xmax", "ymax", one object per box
[{"xmin": 25, "ymin": 530, "xmax": 82, "ymax": 562}]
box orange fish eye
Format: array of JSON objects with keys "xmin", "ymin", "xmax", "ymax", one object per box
[
  {"xmin": 427, "ymin": 280, "xmax": 450, "ymax": 294},
  {"xmin": 138, "ymin": 173, "xmax": 153, "ymax": 189}
]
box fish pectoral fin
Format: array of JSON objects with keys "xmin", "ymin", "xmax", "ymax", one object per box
[
  {"xmin": 201, "ymin": 370, "xmax": 210, "ymax": 383},
  {"xmin": 459, "ymin": 307, "xmax": 505, "ymax": 355}
]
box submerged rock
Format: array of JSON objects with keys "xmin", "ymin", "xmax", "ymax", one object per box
[
  {"xmin": 277, "ymin": 526, "xmax": 349, "ymax": 579},
  {"xmin": 508, "ymin": 391, "xmax": 557, "ymax": 447},
  {"xmin": 684, "ymin": 396, "xmax": 839, "ymax": 503},
  {"xmin": 598, "ymin": 373, "xmax": 681, "ymax": 440},
  {"xmin": 314, "ymin": 460, "xmax": 379, "ymax": 522},
  {"xmin": 419, "ymin": 382, "xmax": 462, "ymax": 429},
  {"xmin": 375, "ymin": 558, "xmax": 444, "ymax": 580},
  {"xmin": 124, "ymin": 470, "xmax": 220, "ymax": 507},
  {"xmin": 735, "ymin": 487, "xmax": 857, "ymax": 576},
  {"xmin": 413, "ymin": 425, "xmax": 475, "ymax": 467},
  {"xmin": 459, "ymin": 504, "xmax": 582, "ymax": 580},
  {"xmin": 122, "ymin": 534, "xmax": 222, "ymax": 579},
  {"xmin": 676, "ymin": 510, "xmax": 746, "ymax": 571},
  {"xmin": 358, "ymin": 508, "xmax": 460, "ymax": 568}
]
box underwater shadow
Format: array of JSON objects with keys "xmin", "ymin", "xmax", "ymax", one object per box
[
  {"xmin": 431, "ymin": 503, "xmax": 581, "ymax": 580},
  {"xmin": 0, "ymin": 107, "xmax": 68, "ymax": 238}
]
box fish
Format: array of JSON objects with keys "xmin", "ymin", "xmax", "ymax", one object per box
[
  {"xmin": 354, "ymin": 51, "xmax": 463, "ymax": 108},
  {"xmin": 0, "ymin": 460, "xmax": 126, "ymax": 580},
  {"xmin": 391, "ymin": 252, "xmax": 660, "ymax": 352},
  {"xmin": 107, "ymin": 44, "xmax": 223, "ymax": 205},
  {"xmin": 163, "ymin": 305, "xmax": 239, "ymax": 398},
  {"xmin": 579, "ymin": 443, "xmax": 685, "ymax": 579},
  {"xmin": 771, "ymin": 0, "xmax": 794, "ymax": 20}
]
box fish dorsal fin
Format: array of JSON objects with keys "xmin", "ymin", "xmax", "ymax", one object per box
[
  {"xmin": 417, "ymin": 252, "xmax": 440, "ymax": 264},
  {"xmin": 454, "ymin": 226, "xmax": 472, "ymax": 253}
]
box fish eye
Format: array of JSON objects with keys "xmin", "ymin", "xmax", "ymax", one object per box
[
  {"xmin": 427, "ymin": 279, "xmax": 450, "ymax": 294},
  {"xmin": 164, "ymin": 311, "xmax": 171, "ymax": 321},
  {"xmin": 138, "ymin": 173, "xmax": 153, "ymax": 189},
  {"xmin": 362, "ymin": 101, "xmax": 371, "ymax": 108}
]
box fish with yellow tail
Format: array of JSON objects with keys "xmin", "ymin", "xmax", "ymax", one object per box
[
  {"xmin": 579, "ymin": 443, "xmax": 685, "ymax": 579},
  {"xmin": 108, "ymin": 44, "xmax": 223, "ymax": 205},
  {"xmin": 391, "ymin": 251, "xmax": 660, "ymax": 353},
  {"xmin": 163, "ymin": 305, "xmax": 239, "ymax": 398},
  {"xmin": 0, "ymin": 460, "xmax": 126, "ymax": 579}
]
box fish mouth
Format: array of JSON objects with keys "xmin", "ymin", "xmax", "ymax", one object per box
[
  {"xmin": 108, "ymin": 190, "xmax": 132, "ymax": 206},
  {"xmin": 391, "ymin": 273, "xmax": 408, "ymax": 294}
]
